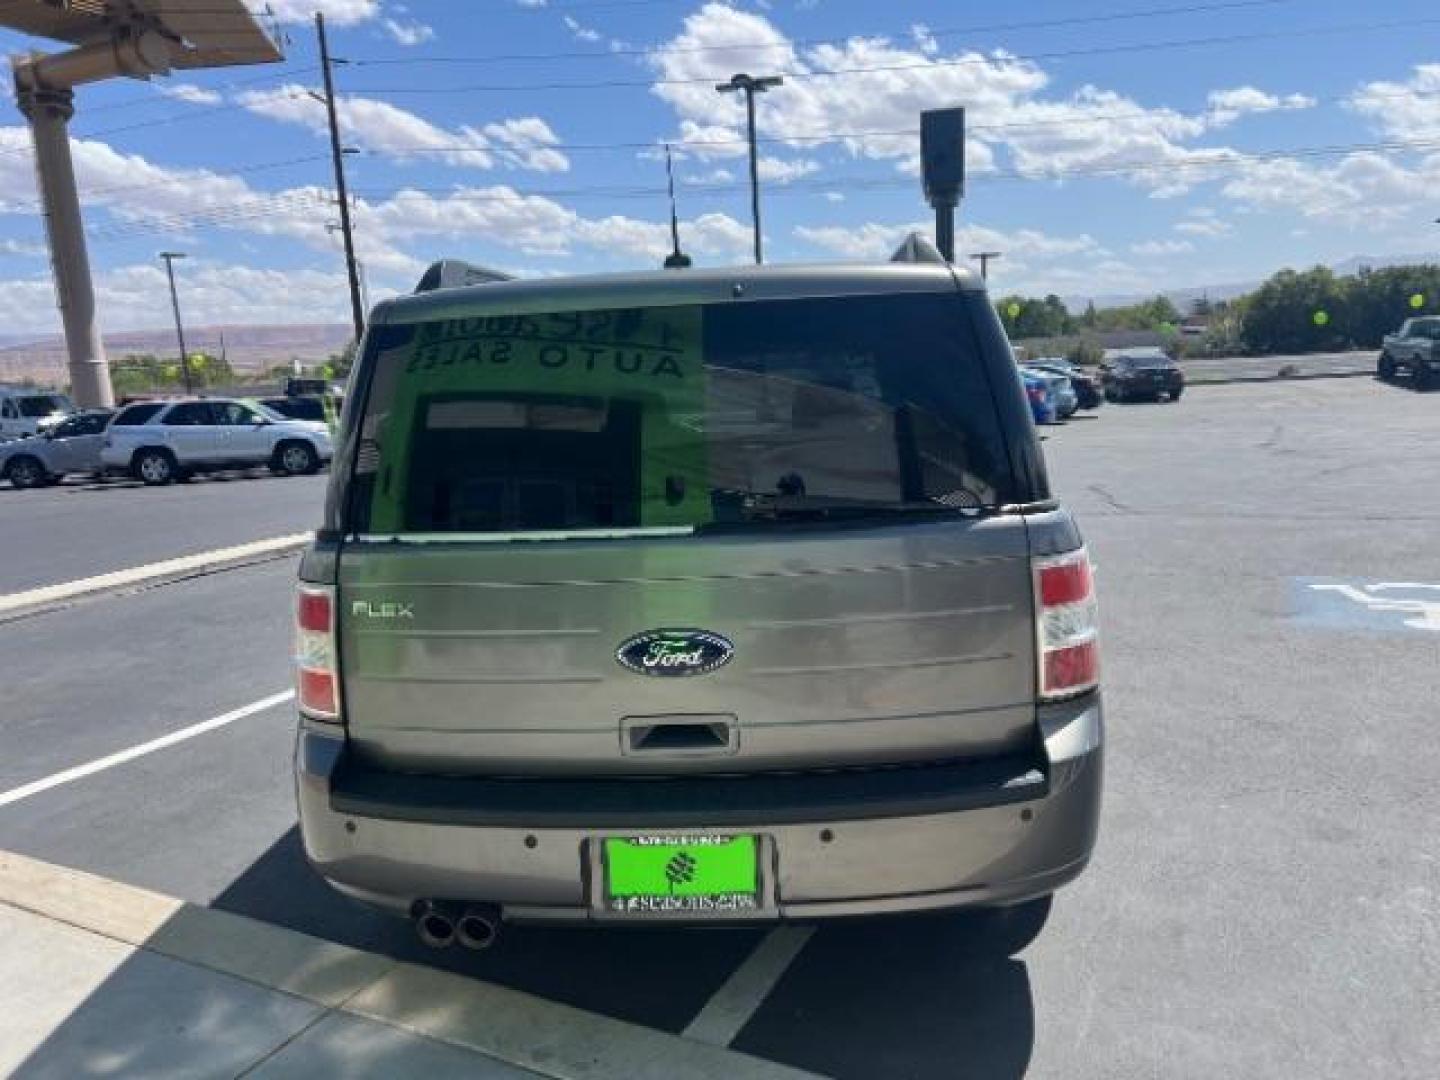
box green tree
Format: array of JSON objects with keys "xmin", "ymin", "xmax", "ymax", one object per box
[{"xmin": 1240, "ymin": 266, "xmax": 1349, "ymax": 354}]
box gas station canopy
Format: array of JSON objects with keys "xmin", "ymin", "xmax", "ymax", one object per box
[
  {"xmin": 3, "ymin": 0, "xmax": 282, "ymax": 70},
  {"xmin": 4, "ymin": 1, "xmax": 285, "ymax": 408}
]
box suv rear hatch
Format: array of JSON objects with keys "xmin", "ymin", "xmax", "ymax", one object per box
[{"xmin": 331, "ymin": 281, "xmax": 1047, "ymax": 776}]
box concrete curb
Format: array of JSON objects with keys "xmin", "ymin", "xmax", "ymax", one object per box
[
  {"xmin": 0, "ymin": 533, "xmax": 310, "ymax": 623},
  {"xmin": 0, "ymin": 851, "xmax": 819, "ymax": 1080}
]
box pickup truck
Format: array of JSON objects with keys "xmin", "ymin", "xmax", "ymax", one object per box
[{"xmin": 1379, "ymin": 317, "xmax": 1440, "ymax": 389}]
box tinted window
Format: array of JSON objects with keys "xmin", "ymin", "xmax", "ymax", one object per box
[
  {"xmin": 51, "ymin": 414, "xmax": 105, "ymax": 437},
  {"xmin": 263, "ymin": 397, "xmax": 326, "ymax": 422},
  {"xmin": 350, "ymin": 292, "xmax": 1015, "ymax": 535},
  {"xmin": 17, "ymin": 395, "xmax": 69, "ymax": 418},
  {"xmin": 213, "ymin": 401, "xmax": 264, "ymax": 426},
  {"xmin": 163, "ymin": 402, "xmax": 216, "ymax": 426},
  {"xmin": 112, "ymin": 402, "xmax": 165, "ymax": 426}
]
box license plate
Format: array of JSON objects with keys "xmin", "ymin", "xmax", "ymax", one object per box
[{"xmin": 601, "ymin": 835, "xmax": 760, "ymax": 915}]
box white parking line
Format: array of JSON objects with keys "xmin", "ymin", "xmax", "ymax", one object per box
[
  {"xmin": 0, "ymin": 690, "xmax": 294, "ymax": 810},
  {"xmin": 0, "ymin": 533, "xmax": 311, "ymax": 615},
  {"xmin": 683, "ymin": 926, "xmax": 815, "ymax": 1047}
]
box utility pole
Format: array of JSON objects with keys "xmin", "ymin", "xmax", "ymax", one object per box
[
  {"xmin": 716, "ymin": 73, "xmax": 782, "ymax": 265},
  {"xmin": 970, "ymin": 251, "xmax": 1002, "ymax": 282},
  {"xmin": 316, "ymin": 12, "xmax": 365, "ymax": 343},
  {"xmin": 159, "ymin": 252, "xmax": 193, "ymax": 394}
]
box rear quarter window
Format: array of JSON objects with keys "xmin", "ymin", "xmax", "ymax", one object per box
[
  {"xmin": 346, "ymin": 291, "xmax": 1027, "ymax": 536},
  {"xmin": 112, "ymin": 402, "xmax": 165, "ymax": 426}
]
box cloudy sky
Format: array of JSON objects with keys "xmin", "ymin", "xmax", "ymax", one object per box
[{"xmin": 2, "ymin": 0, "xmax": 1439, "ymax": 333}]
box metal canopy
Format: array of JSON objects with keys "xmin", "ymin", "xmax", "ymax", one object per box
[{"xmin": 1, "ymin": 0, "xmax": 282, "ymax": 69}]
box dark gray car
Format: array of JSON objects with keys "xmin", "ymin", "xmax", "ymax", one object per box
[
  {"xmin": 293, "ymin": 262, "xmax": 1103, "ymax": 947},
  {"xmin": 0, "ymin": 409, "xmax": 112, "ymax": 488}
]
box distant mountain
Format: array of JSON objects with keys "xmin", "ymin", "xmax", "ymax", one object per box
[
  {"xmin": 0, "ymin": 323, "xmax": 353, "ymax": 383},
  {"xmin": 1071, "ymin": 253, "xmax": 1440, "ymax": 313}
]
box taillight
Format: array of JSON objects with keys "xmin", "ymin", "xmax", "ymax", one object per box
[
  {"xmin": 296, "ymin": 584, "xmax": 340, "ymax": 721},
  {"xmin": 1035, "ymin": 548, "xmax": 1099, "ymax": 700}
]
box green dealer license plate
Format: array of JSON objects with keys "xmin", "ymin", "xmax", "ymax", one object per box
[{"xmin": 602, "ymin": 835, "xmax": 760, "ymax": 914}]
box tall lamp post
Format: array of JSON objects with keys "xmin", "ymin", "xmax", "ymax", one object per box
[
  {"xmin": 159, "ymin": 252, "xmax": 193, "ymax": 394},
  {"xmin": 716, "ymin": 73, "xmax": 783, "ymax": 265}
]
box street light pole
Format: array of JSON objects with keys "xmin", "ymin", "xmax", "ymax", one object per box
[
  {"xmin": 159, "ymin": 252, "xmax": 193, "ymax": 394},
  {"xmin": 716, "ymin": 73, "xmax": 783, "ymax": 265},
  {"xmin": 970, "ymin": 251, "xmax": 1002, "ymax": 282}
]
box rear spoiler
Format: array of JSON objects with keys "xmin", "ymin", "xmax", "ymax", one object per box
[{"xmin": 414, "ymin": 259, "xmax": 515, "ymax": 294}]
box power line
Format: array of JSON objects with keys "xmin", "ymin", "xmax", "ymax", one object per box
[
  {"xmin": 343, "ymin": 15, "xmax": 1440, "ymax": 95},
  {"xmin": 351, "ymin": 0, "xmax": 1298, "ymax": 67},
  {"xmin": 261, "ymin": 86, "xmax": 1440, "ymax": 158},
  {"xmin": 67, "ymin": 132, "xmax": 1440, "ymax": 247},
  {"xmin": 71, "ymin": 65, "xmax": 321, "ymax": 115}
]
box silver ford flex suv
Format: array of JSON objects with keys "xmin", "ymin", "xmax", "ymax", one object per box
[{"xmin": 295, "ymin": 260, "xmax": 1102, "ymax": 947}]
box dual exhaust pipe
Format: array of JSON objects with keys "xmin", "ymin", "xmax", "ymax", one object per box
[{"xmin": 414, "ymin": 901, "xmax": 500, "ymax": 950}]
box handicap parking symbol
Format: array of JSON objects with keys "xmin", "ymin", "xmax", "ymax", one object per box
[{"xmin": 1294, "ymin": 578, "xmax": 1440, "ymax": 634}]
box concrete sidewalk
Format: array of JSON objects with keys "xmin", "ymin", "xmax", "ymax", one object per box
[{"xmin": 0, "ymin": 852, "xmax": 817, "ymax": 1080}]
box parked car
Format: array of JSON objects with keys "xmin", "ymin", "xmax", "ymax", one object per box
[
  {"xmin": 261, "ymin": 395, "xmax": 328, "ymax": 423},
  {"xmin": 100, "ymin": 397, "xmax": 333, "ymax": 485},
  {"xmin": 0, "ymin": 408, "xmax": 113, "ymax": 489},
  {"xmin": 1020, "ymin": 368, "xmax": 1058, "ymax": 424},
  {"xmin": 1378, "ymin": 316, "xmax": 1440, "ymax": 389},
  {"xmin": 294, "ymin": 259, "xmax": 1103, "ymax": 946},
  {"xmin": 1021, "ymin": 365, "xmax": 1078, "ymax": 418},
  {"xmin": 1103, "ymin": 354, "xmax": 1185, "ymax": 402},
  {"xmin": 0, "ymin": 388, "xmax": 74, "ymax": 442},
  {"xmin": 1029, "ymin": 361, "xmax": 1102, "ymax": 410}
]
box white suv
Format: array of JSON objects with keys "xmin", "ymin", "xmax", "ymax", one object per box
[
  {"xmin": 101, "ymin": 398, "xmax": 333, "ymax": 485},
  {"xmin": 0, "ymin": 388, "xmax": 74, "ymax": 442}
]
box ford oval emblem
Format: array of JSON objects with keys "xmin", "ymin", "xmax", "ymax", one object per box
[{"xmin": 616, "ymin": 629, "xmax": 734, "ymax": 678}]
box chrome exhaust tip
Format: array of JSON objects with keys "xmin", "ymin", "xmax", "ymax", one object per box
[
  {"xmin": 413, "ymin": 900, "xmax": 457, "ymax": 948},
  {"xmin": 455, "ymin": 905, "xmax": 500, "ymax": 951}
]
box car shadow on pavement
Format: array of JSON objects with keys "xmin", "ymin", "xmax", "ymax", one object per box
[
  {"xmin": 204, "ymin": 827, "xmax": 1037, "ymax": 1079},
  {"xmin": 208, "ymin": 826, "xmax": 765, "ymax": 1035}
]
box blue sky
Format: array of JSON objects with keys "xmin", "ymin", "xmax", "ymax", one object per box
[{"xmin": 2, "ymin": 0, "xmax": 1439, "ymax": 332}]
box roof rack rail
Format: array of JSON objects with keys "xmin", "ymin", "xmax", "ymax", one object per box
[{"xmin": 414, "ymin": 259, "xmax": 515, "ymax": 294}]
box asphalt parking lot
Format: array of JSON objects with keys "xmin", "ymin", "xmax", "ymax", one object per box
[{"xmin": 2, "ymin": 377, "xmax": 1436, "ymax": 1078}]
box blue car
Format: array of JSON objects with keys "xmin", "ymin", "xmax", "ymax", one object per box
[{"xmin": 1020, "ymin": 369, "xmax": 1057, "ymax": 424}]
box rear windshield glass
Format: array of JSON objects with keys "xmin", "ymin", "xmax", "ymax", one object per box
[
  {"xmin": 348, "ymin": 292, "xmax": 1015, "ymax": 536},
  {"xmin": 18, "ymin": 395, "xmax": 70, "ymax": 417}
]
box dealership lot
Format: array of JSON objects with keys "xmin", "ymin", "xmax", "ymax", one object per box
[{"xmin": 1, "ymin": 378, "xmax": 1436, "ymax": 1079}]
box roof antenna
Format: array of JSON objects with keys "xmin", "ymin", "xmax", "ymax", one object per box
[{"xmin": 663, "ymin": 144, "xmax": 692, "ymax": 269}]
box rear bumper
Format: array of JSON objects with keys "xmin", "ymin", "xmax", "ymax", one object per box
[{"xmin": 295, "ymin": 695, "xmax": 1103, "ymax": 922}]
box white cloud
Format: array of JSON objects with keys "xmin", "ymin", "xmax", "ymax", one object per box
[
  {"xmin": 824, "ymin": 191, "xmax": 844, "ymax": 203},
  {"xmin": 1206, "ymin": 86, "xmax": 1316, "ymax": 126},
  {"xmin": 265, "ymin": 0, "xmax": 379, "ymax": 25},
  {"xmin": 382, "ymin": 18, "xmax": 435, "ymax": 46},
  {"xmin": 0, "ymin": 239, "xmax": 46, "ymax": 257},
  {"xmin": 563, "ymin": 15, "xmax": 602, "ymax": 43},
  {"xmin": 363, "ymin": 187, "xmax": 752, "ymax": 263},
  {"xmin": 1220, "ymin": 150, "xmax": 1440, "ymax": 227},
  {"xmin": 237, "ymin": 86, "xmax": 570, "ymax": 173},
  {"xmin": 757, "ymin": 157, "xmax": 820, "ymax": 182},
  {"xmin": 0, "ymin": 262, "xmax": 363, "ymax": 335},
  {"xmin": 156, "ymin": 82, "xmax": 222, "ymax": 106},
  {"xmin": 1130, "ymin": 239, "xmax": 1195, "ymax": 256},
  {"xmin": 647, "ymin": 3, "xmax": 1268, "ymax": 196},
  {"xmin": 1175, "ymin": 209, "xmax": 1233, "ymax": 237},
  {"xmin": 1348, "ymin": 64, "xmax": 1440, "ymax": 140},
  {"xmin": 482, "ymin": 118, "xmax": 570, "ymax": 173},
  {"xmin": 793, "ymin": 220, "xmax": 1102, "ymax": 262}
]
